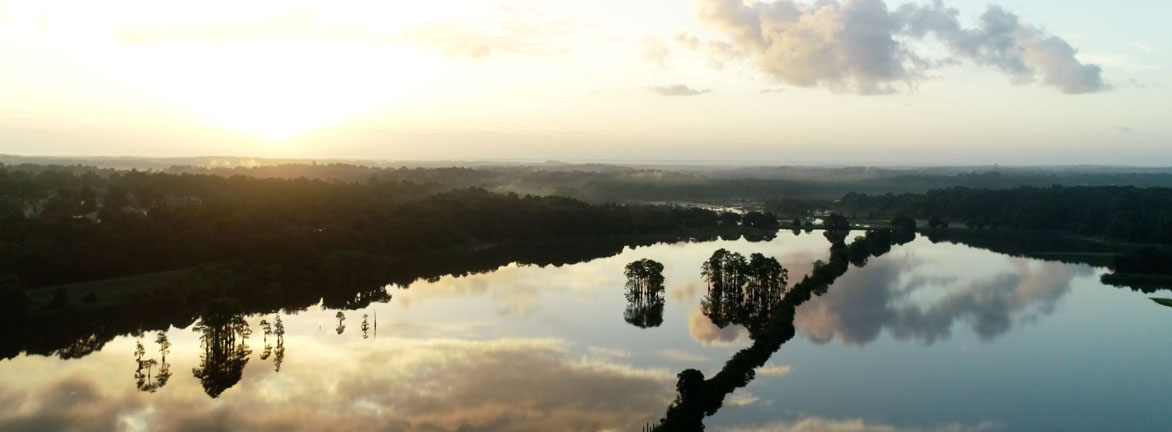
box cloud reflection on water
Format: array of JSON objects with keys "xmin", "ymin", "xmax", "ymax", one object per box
[
  {"xmin": 0, "ymin": 338, "xmax": 673, "ymax": 432},
  {"xmin": 716, "ymin": 416, "xmax": 999, "ymax": 432},
  {"xmin": 796, "ymin": 252, "xmax": 1093, "ymax": 346}
]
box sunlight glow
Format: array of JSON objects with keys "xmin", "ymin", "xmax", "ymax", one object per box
[{"xmin": 7, "ymin": 0, "xmax": 450, "ymax": 141}]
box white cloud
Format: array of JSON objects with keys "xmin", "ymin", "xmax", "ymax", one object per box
[{"xmin": 694, "ymin": 0, "xmax": 1107, "ymax": 94}]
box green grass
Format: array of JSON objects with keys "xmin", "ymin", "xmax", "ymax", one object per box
[{"xmin": 27, "ymin": 268, "xmax": 196, "ymax": 312}]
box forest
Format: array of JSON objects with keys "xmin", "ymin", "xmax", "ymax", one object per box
[
  {"xmin": 0, "ymin": 164, "xmax": 792, "ymax": 343},
  {"xmin": 830, "ymin": 186, "xmax": 1172, "ymax": 245},
  {"xmin": 8, "ymin": 155, "xmax": 1172, "ymax": 203},
  {"xmin": 0, "ymin": 166, "xmax": 780, "ymax": 288},
  {"xmin": 5, "ymin": 162, "xmax": 1172, "ymax": 362}
]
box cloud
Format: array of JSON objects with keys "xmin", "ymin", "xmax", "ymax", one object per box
[
  {"xmin": 670, "ymin": 282, "xmax": 702, "ymax": 301},
  {"xmin": 676, "ymin": 32, "xmax": 702, "ymax": 50},
  {"xmin": 658, "ymin": 349, "xmax": 709, "ymax": 363},
  {"xmin": 1116, "ymin": 126, "xmax": 1132, "ymax": 133},
  {"xmin": 644, "ymin": 37, "xmax": 671, "ymax": 68},
  {"xmin": 755, "ymin": 363, "xmax": 792, "ymax": 377},
  {"xmin": 650, "ymin": 84, "xmax": 711, "ymax": 96},
  {"xmin": 0, "ymin": 338, "xmax": 676, "ymax": 432},
  {"xmin": 726, "ymin": 391, "xmax": 763, "ymax": 407},
  {"xmin": 897, "ymin": 2, "xmax": 1107, "ymax": 93},
  {"xmin": 705, "ymin": 40, "xmax": 743, "ymax": 69},
  {"xmin": 400, "ymin": 23, "xmax": 566, "ymax": 58},
  {"xmin": 1127, "ymin": 78, "xmax": 1164, "ymax": 89},
  {"xmin": 588, "ymin": 346, "xmax": 632, "ymax": 359},
  {"xmin": 688, "ymin": 306, "xmax": 749, "ymax": 346},
  {"xmin": 694, "ymin": 0, "xmax": 1107, "ymax": 94},
  {"xmin": 1075, "ymin": 52, "xmax": 1161, "ymax": 74},
  {"xmin": 395, "ymin": 262, "xmax": 619, "ymax": 317},
  {"xmin": 759, "ymin": 87, "xmax": 787, "ymax": 94},
  {"xmin": 794, "ymin": 253, "xmax": 1092, "ymax": 346}
]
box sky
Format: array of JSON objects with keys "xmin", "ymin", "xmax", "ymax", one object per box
[{"xmin": 0, "ymin": 0, "xmax": 1169, "ymax": 165}]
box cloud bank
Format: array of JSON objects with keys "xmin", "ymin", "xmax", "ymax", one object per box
[{"xmin": 695, "ymin": 0, "xmax": 1106, "ymax": 94}]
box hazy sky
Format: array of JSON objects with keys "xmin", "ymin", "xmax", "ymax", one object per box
[{"xmin": 0, "ymin": 0, "xmax": 1168, "ymax": 165}]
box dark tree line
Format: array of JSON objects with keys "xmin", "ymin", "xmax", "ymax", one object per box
[
  {"xmin": 0, "ymin": 166, "xmax": 763, "ymax": 293},
  {"xmin": 1099, "ymin": 247, "xmax": 1172, "ymax": 293},
  {"xmin": 836, "ymin": 186, "xmax": 1172, "ymax": 245},
  {"xmin": 19, "ymin": 160, "xmax": 1172, "ymax": 213},
  {"xmin": 0, "ymin": 222, "xmax": 776, "ymax": 362}
]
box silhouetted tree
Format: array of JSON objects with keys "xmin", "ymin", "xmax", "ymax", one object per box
[
  {"xmin": 823, "ymin": 213, "xmax": 850, "ymax": 245},
  {"xmin": 623, "ymin": 259, "xmax": 666, "ymax": 328},
  {"xmin": 928, "ymin": 216, "xmax": 948, "ymax": 229},
  {"xmin": 743, "ymin": 253, "xmax": 787, "ymax": 326},
  {"xmin": 272, "ymin": 315, "xmax": 286, "ymax": 372},
  {"xmin": 132, "ymin": 332, "xmax": 171, "ymax": 393},
  {"xmin": 741, "ymin": 212, "xmax": 779, "ymax": 229},
  {"xmin": 258, "ymin": 319, "xmax": 273, "ymax": 360},
  {"xmin": 890, "ymin": 215, "xmax": 916, "ymax": 244},
  {"xmin": 700, "ymin": 249, "xmax": 787, "ymax": 335},
  {"xmin": 154, "ymin": 331, "xmax": 172, "ymax": 390},
  {"xmin": 191, "ymin": 298, "xmax": 252, "ymax": 398},
  {"xmin": 655, "ymin": 230, "xmax": 898, "ymax": 431},
  {"xmin": 718, "ymin": 212, "xmax": 740, "ymax": 226}
]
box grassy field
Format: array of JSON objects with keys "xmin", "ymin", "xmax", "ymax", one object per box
[{"xmin": 26, "ymin": 268, "xmax": 196, "ymax": 312}]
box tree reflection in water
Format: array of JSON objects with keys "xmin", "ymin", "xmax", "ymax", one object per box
[
  {"xmin": 258, "ymin": 314, "xmax": 287, "ymax": 371},
  {"xmin": 258, "ymin": 319, "xmax": 272, "ymax": 361},
  {"xmin": 132, "ymin": 331, "xmax": 171, "ymax": 393},
  {"xmin": 273, "ymin": 315, "xmax": 285, "ymax": 372},
  {"xmin": 624, "ymin": 259, "xmax": 666, "ymax": 328},
  {"xmin": 655, "ymin": 226, "xmax": 907, "ymax": 431},
  {"xmin": 700, "ymin": 250, "xmax": 788, "ymax": 336},
  {"xmin": 191, "ymin": 298, "xmax": 253, "ymax": 398}
]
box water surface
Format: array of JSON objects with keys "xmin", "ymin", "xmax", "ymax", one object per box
[{"xmin": 1, "ymin": 232, "xmax": 1168, "ymax": 431}]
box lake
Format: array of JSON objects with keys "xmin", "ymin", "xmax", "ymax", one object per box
[{"xmin": 1, "ymin": 231, "xmax": 1169, "ymax": 431}]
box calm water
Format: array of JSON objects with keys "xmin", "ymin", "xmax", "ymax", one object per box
[{"xmin": 1, "ymin": 232, "xmax": 1169, "ymax": 431}]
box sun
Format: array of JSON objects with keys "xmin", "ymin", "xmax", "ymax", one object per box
[
  {"xmin": 197, "ymin": 84, "xmax": 359, "ymax": 141},
  {"xmin": 97, "ymin": 39, "xmax": 439, "ymax": 142},
  {"xmin": 164, "ymin": 45, "xmax": 427, "ymax": 141},
  {"xmin": 17, "ymin": 0, "xmax": 448, "ymax": 142}
]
